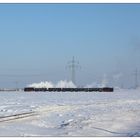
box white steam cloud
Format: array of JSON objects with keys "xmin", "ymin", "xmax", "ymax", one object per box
[
  {"xmin": 100, "ymin": 74, "xmax": 108, "ymax": 87},
  {"xmin": 28, "ymin": 81, "xmax": 54, "ymax": 88},
  {"xmin": 28, "ymin": 80, "xmax": 76, "ymax": 88},
  {"xmin": 55, "ymin": 80, "xmax": 76, "ymax": 88}
]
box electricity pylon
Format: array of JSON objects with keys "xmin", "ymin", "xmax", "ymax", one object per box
[
  {"xmin": 66, "ymin": 56, "xmax": 81, "ymax": 85},
  {"xmin": 133, "ymin": 68, "xmax": 139, "ymax": 89}
]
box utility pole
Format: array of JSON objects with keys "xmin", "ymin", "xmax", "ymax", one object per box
[{"xmin": 66, "ymin": 56, "xmax": 81, "ymax": 85}]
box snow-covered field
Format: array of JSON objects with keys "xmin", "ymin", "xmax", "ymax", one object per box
[{"xmin": 0, "ymin": 89, "xmax": 140, "ymax": 137}]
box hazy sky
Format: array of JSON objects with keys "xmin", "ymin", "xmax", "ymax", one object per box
[{"xmin": 0, "ymin": 3, "xmax": 140, "ymax": 88}]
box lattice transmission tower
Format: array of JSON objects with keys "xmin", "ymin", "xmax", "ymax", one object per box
[
  {"xmin": 66, "ymin": 56, "xmax": 81, "ymax": 85},
  {"xmin": 133, "ymin": 68, "xmax": 139, "ymax": 89}
]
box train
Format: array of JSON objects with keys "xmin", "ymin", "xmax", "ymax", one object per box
[{"xmin": 24, "ymin": 87, "xmax": 114, "ymax": 92}]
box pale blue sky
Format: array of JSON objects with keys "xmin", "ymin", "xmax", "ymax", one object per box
[{"xmin": 0, "ymin": 4, "xmax": 140, "ymax": 88}]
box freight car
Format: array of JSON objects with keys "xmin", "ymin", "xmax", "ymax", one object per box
[
  {"xmin": 102, "ymin": 87, "xmax": 114, "ymax": 92},
  {"xmin": 24, "ymin": 87, "xmax": 35, "ymax": 92}
]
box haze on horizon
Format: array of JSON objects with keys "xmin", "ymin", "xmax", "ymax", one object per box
[{"xmin": 0, "ymin": 4, "xmax": 140, "ymax": 88}]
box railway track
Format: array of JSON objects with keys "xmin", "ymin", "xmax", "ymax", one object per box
[{"xmin": 0, "ymin": 111, "xmax": 37, "ymax": 122}]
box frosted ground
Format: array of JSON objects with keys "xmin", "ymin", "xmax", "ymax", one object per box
[{"xmin": 0, "ymin": 88, "xmax": 140, "ymax": 136}]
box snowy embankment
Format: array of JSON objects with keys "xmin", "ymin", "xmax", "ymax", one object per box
[{"xmin": 0, "ymin": 89, "xmax": 140, "ymax": 136}]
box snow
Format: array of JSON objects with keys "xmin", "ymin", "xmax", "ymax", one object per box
[{"xmin": 0, "ymin": 89, "xmax": 139, "ymax": 136}]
